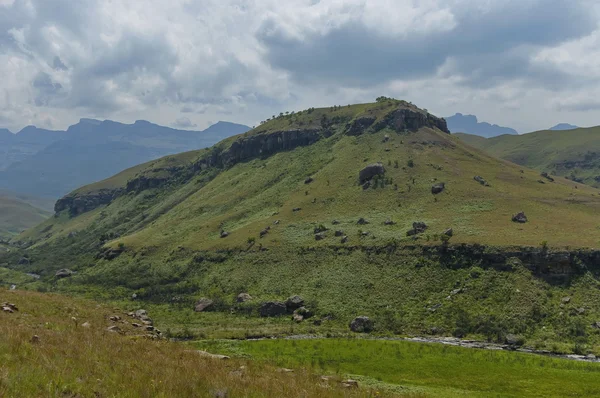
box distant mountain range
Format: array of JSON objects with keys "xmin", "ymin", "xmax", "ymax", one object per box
[
  {"xmin": 445, "ymin": 113, "xmax": 518, "ymax": 138},
  {"xmin": 549, "ymin": 123, "xmax": 579, "ymax": 131},
  {"xmin": 0, "ymin": 119, "xmax": 250, "ymax": 198}
]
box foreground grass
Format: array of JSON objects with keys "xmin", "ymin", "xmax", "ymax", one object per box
[
  {"xmin": 196, "ymin": 338, "xmax": 600, "ymax": 397},
  {"xmin": 0, "ymin": 289, "xmax": 392, "ymax": 397}
]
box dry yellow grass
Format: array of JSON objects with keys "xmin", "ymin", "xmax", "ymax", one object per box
[{"xmin": 0, "ymin": 288, "xmax": 398, "ymax": 397}]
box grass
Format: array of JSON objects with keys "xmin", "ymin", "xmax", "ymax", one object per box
[
  {"xmin": 0, "ymin": 194, "xmax": 50, "ymax": 239},
  {"xmin": 194, "ymin": 338, "xmax": 600, "ymax": 397},
  {"xmin": 456, "ymin": 126, "xmax": 600, "ymax": 187},
  {"xmin": 0, "ymin": 288, "xmax": 391, "ymax": 397}
]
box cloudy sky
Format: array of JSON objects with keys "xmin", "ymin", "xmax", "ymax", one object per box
[{"xmin": 1, "ymin": 0, "xmax": 599, "ymax": 133}]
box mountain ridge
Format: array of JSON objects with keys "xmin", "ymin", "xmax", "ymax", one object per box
[{"xmin": 445, "ymin": 113, "xmax": 519, "ymax": 138}]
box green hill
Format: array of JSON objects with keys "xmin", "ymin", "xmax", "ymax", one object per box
[
  {"xmin": 455, "ymin": 126, "xmax": 600, "ymax": 187},
  {"xmin": 0, "ymin": 194, "xmax": 50, "ymax": 239},
  {"xmin": 5, "ymin": 99, "xmax": 600, "ymax": 352}
]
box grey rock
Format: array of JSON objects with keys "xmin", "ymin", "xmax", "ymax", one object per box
[
  {"xmin": 562, "ymin": 296, "xmax": 571, "ymax": 304},
  {"xmin": 260, "ymin": 301, "xmax": 287, "ymax": 317},
  {"xmin": 194, "ymin": 298, "xmax": 214, "ymax": 312},
  {"xmin": 294, "ymin": 306, "xmax": 313, "ymax": 319},
  {"xmin": 357, "ymin": 218, "xmax": 369, "ymax": 225},
  {"xmin": 236, "ymin": 293, "xmax": 252, "ymax": 303},
  {"xmin": 431, "ymin": 182, "xmax": 446, "ymax": 194},
  {"xmin": 359, "ymin": 163, "xmax": 385, "ymax": 183},
  {"xmin": 341, "ymin": 236, "xmax": 349, "ymax": 244},
  {"xmin": 220, "ymin": 230, "xmax": 229, "ymax": 238},
  {"xmin": 443, "ymin": 228, "xmax": 453, "ymax": 237},
  {"xmin": 334, "ymin": 230, "xmax": 344, "ymax": 237},
  {"xmin": 407, "ymin": 221, "xmax": 428, "ymax": 236},
  {"xmin": 55, "ymin": 269, "xmax": 73, "ymax": 278},
  {"xmin": 285, "ymin": 295, "xmax": 305, "ymax": 311},
  {"xmin": 304, "ymin": 177, "xmax": 314, "ymax": 184},
  {"xmin": 384, "ymin": 219, "xmax": 396, "ymax": 225},
  {"xmin": 349, "ymin": 316, "xmax": 373, "ymax": 333},
  {"xmin": 512, "ymin": 211, "xmax": 528, "ymax": 223},
  {"xmin": 315, "ymin": 232, "xmax": 326, "ymax": 241}
]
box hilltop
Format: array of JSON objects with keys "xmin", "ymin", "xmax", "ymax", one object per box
[
  {"xmin": 445, "ymin": 113, "xmax": 518, "ymax": 137},
  {"xmin": 0, "ymin": 119, "xmax": 250, "ymax": 198},
  {"xmin": 456, "ymin": 126, "xmax": 600, "ymax": 187},
  {"xmin": 0, "ymin": 194, "xmax": 50, "ymax": 239},
  {"xmin": 4, "ymin": 99, "xmax": 600, "ymax": 351},
  {"xmin": 550, "ymin": 123, "xmax": 579, "ymax": 131}
]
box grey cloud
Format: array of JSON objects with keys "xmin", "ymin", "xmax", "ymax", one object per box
[
  {"xmin": 555, "ymin": 99, "xmax": 600, "ymax": 112},
  {"xmin": 258, "ymin": 0, "xmax": 596, "ymax": 87},
  {"xmin": 32, "ymin": 72, "xmax": 63, "ymax": 106},
  {"xmin": 180, "ymin": 105, "xmax": 195, "ymax": 113},
  {"xmin": 172, "ymin": 117, "xmax": 197, "ymax": 128},
  {"xmin": 52, "ymin": 56, "xmax": 68, "ymax": 71}
]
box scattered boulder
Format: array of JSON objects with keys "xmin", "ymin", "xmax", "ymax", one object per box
[
  {"xmin": 407, "ymin": 221, "xmax": 428, "ymax": 236},
  {"xmin": 341, "ymin": 236, "xmax": 349, "ymax": 244},
  {"xmin": 334, "ymin": 230, "xmax": 344, "ymax": 237},
  {"xmin": 194, "ymin": 350, "xmax": 230, "ymax": 360},
  {"xmin": 236, "ymin": 293, "xmax": 252, "ymax": 303},
  {"xmin": 106, "ymin": 325, "xmax": 121, "ymax": 333},
  {"xmin": 31, "ymin": 335, "xmax": 40, "ymax": 344},
  {"xmin": 341, "ymin": 380, "xmax": 359, "ymax": 389},
  {"xmin": 259, "ymin": 301, "xmax": 287, "ymax": 317},
  {"xmin": 81, "ymin": 322, "xmax": 91, "ymax": 328},
  {"xmin": 349, "ymin": 316, "xmax": 373, "ymax": 333},
  {"xmin": 135, "ymin": 309, "xmax": 148, "ymax": 318},
  {"xmin": 109, "ymin": 315, "xmax": 121, "ymax": 322},
  {"xmin": 512, "ymin": 212, "xmax": 528, "ymax": 223},
  {"xmin": 443, "ymin": 228, "xmax": 453, "ymax": 237},
  {"xmin": 473, "ymin": 176, "xmax": 489, "ymax": 186},
  {"xmin": 55, "ymin": 269, "xmax": 73, "ymax": 278},
  {"xmin": 292, "ymin": 313, "xmax": 304, "ymax": 323},
  {"xmin": 315, "ymin": 233, "xmax": 326, "ymax": 241},
  {"xmin": 314, "ymin": 225, "xmax": 328, "ymax": 234},
  {"xmin": 220, "ymin": 230, "xmax": 229, "ymax": 238},
  {"xmin": 304, "ymin": 177, "xmax": 314, "ymax": 184},
  {"xmin": 562, "ymin": 296, "xmax": 572, "ymax": 304},
  {"xmin": 194, "ymin": 298, "xmax": 214, "ymax": 312},
  {"xmin": 332, "ymin": 220, "xmax": 340, "ymax": 225},
  {"xmin": 357, "ymin": 218, "xmax": 369, "ymax": 225},
  {"xmin": 359, "ymin": 163, "xmax": 385, "ymax": 183},
  {"xmin": 260, "ymin": 228, "xmax": 269, "ymax": 238},
  {"xmin": 541, "ymin": 172, "xmax": 555, "ymax": 182},
  {"xmin": 2, "ymin": 306, "xmax": 14, "ymax": 313},
  {"xmin": 384, "ymin": 219, "xmax": 396, "ymax": 225},
  {"xmin": 285, "ymin": 295, "xmax": 304, "ymax": 311},
  {"xmin": 17, "ymin": 257, "xmax": 30, "ymax": 265},
  {"xmin": 292, "ymin": 207, "xmax": 302, "ymax": 212},
  {"xmin": 382, "ymin": 134, "xmax": 390, "ymax": 142},
  {"xmin": 294, "ymin": 306, "xmax": 314, "ymax": 320},
  {"xmin": 431, "ymin": 182, "xmax": 446, "ymax": 194}
]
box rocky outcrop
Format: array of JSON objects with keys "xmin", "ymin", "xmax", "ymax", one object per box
[
  {"xmin": 512, "ymin": 212, "xmax": 528, "ymax": 223},
  {"xmin": 55, "ymin": 269, "xmax": 73, "ymax": 278},
  {"xmin": 359, "ymin": 163, "xmax": 385, "ymax": 183},
  {"xmin": 374, "ymin": 108, "xmax": 449, "ymax": 134},
  {"xmin": 260, "ymin": 301, "xmax": 287, "ymax": 317},
  {"xmin": 350, "ymin": 316, "xmax": 373, "ymax": 333},
  {"xmin": 55, "ymin": 188, "xmax": 124, "ymax": 216},
  {"xmin": 194, "ymin": 298, "xmax": 214, "ymax": 312},
  {"xmin": 285, "ymin": 295, "xmax": 304, "ymax": 312},
  {"xmin": 431, "ymin": 182, "xmax": 445, "ymax": 194},
  {"xmin": 346, "ymin": 116, "xmax": 376, "ymax": 135}
]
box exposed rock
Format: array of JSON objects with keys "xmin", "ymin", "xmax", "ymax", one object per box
[
  {"xmin": 304, "ymin": 177, "xmax": 314, "ymax": 184},
  {"xmin": 373, "ymin": 107, "xmax": 450, "ymax": 134},
  {"xmin": 474, "ymin": 176, "xmax": 489, "ymax": 186},
  {"xmin": 286, "ymin": 295, "xmax": 305, "ymax": 311},
  {"xmin": 292, "ymin": 207, "xmax": 302, "ymax": 212},
  {"xmin": 294, "ymin": 307, "xmax": 313, "ymax": 319},
  {"xmin": 55, "ymin": 188, "xmax": 125, "ymax": 216},
  {"xmin": 407, "ymin": 221, "xmax": 428, "ymax": 236},
  {"xmin": 109, "ymin": 315, "xmax": 121, "ymax": 322},
  {"xmin": 346, "ymin": 116, "xmax": 376, "ymax": 135},
  {"xmin": 359, "ymin": 163, "xmax": 385, "ymax": 183},
  {"xmin": 277, "ymin": 368, "xmax": 295, "ymax": 373},
  {"xmin": 220, "ymin": 230, "xmax": 229, "ymax": 238},
  {"xmin": 81, "ymin": 322, "xmax": 91, "ymax": 328},
  {"xmin": 236, "ymin": 293, "xmax": 253, "ymax": 303},
  {"xmin": 96, "ymin": 247, "xmax": 124, "ymax": 261},
  {"xmin": 443, "ymin": 228, "xmax": 453, "ymax": 237},
  {"xmin": 541, "ymin": 172, "xmax": 555, "ymax": 182},
  {"xmin": 383, "ymin": 134, "xmax": 390, "ymax": 142},
  {"xmin": 562, "ymin": 296, "xmax": 572, "ymax": 304},
  {"xmin": 1, "ymin": 302, "xmax": 17, "ymax": 312},
  {"xmin": 17, "ymin": 257, "xmax": 30, "ymax": 265},
  {"xmin": 341, "ymin": 236, "xmax": 349, "ymax": 244},
  {"xmin": 384, "ymin": 219, "xmax": 396, "ymax": 225},
  {"xmin": 357, "ymin": 218, "xmax": 369, "ymax": 225},
  {"xmin": 31, "ymin": 335, "xmax": 40, "ymax": 344},
  {"xmin": 334, "ymin": 230, "xmax": 344, "ymax": 237},
  {"xmin": 106, "ymin": 325, "xmax": 121, "ymax": 333},
  {"xmin": 194, "ymin": 350, "xmax": 230, "ymax": 360},
  {"xmin": 341, "ymin": 380, "xmax": 359, "ymax": 389},
  {"xmin": 332, "ymin": 220, "xmax": 340, "ymax": 225},
  {"xmin": 2, "ymin": 306, "xmax": 13, "ymax": 313},
  {"xmin": 315, "ymin": 233, "xmax": 326, "ymax": 241},
  {"xmin": 292, "ymin": 313, "xmax": 304, "ymax": 323},
  {"xmin": 260, "ymin": 228, "xmax": 269, "ymax": 238},
  {"xmin": 131, "ymin": 323, "xmax": 141, "ymax": 328},
  {"xmin": 194, "ymin": 298, "xmax": 214, "ymax": 312},
  {"xmin": 135, "ymin": 309, "xmax": 148, "ymax": 318},
  {"xmin": 512, "ymin": 211, "xmax": 528, "ymax": 223},
  {"xmin": 349, "ymin": 316, "xmax": 373, "ymax": 333},
  {"xmin": 431, "ymin": 182, "xmax": 446, "ymax": 194},
  {"xmin": 55, "ymin": 269, "xmax": 73, "ymax": 278},
  {"xmin": 259, "ymin": 301, "xmax": 287, "ymax": 317},
  {"xmin": 362, "ymin": 181, "xmax": 371, "ymax": 190},
  {"xmin": 314, "ymin": 225, "xmax": 328, "ymax": 234}
]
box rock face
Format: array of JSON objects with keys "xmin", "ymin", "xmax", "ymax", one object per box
[
  {"xmin": 194, "ymin": 298, "xmax": 214, "ymax": 312},
  {"xmin": 512, "ymin": 212, "xmax": 528, "ymax": 223},
  {"xmin": 474, "ymin": 176, "xmax": 489, "ymax": 186},
  {"xmin": 349, "ymin": 316, "xmax": 374, "ymax": 333},
  {"xmin": 359, "ymin": 163, "xmax": 385, "ymax": 184},
  {"xmin": 55, "ymin": 188, "xmax": 124, "ymax": 216},
  {"xmin": 374, "ymin": 108, "xmax": 450, "ymax": 134},
  {"xmin": 260, "ymin": 301, "xmax": 287, "ymax": 317},
  {"xmin": 285, "ymin": 295, "xmax": 305, "ymax": 311},
  {"xmin": 431, "ymin": 182, "xmax": 445, "ymax": 194},
  {"xmin": 443, "ymin": 228, "xmax": 453, "ymax": 237},
  {"xmin": 55, "ymin": 269, "xmax": 73, "ymax": 278},
  {"xmin": 346, "ymin": 116, "xmax": 376, "ymax": 135}
]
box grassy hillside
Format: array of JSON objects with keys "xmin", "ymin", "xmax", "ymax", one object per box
[
  {"xmin": 4, "ymin": 99, "xmax": 600, "ymax": 353},
  {"xmin": 0, "ymin": 195, "xmax": 50, "ymax": 239},
  {"xmin": 455, "ymin": 126, "xmax": 600, "ymax": 187},
  {"xmin": 0, "ymin": 288, "xmax": 381, "ymax": 397}
]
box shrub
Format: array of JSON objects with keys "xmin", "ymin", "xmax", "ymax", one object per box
[{"xmin": 407, "ymin": 159, "xmax": 414, "ymax": 168}]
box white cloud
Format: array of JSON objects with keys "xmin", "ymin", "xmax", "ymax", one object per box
[{"xmin": 0, "ymin": 0, "xmax": 599, "ymax": 133}]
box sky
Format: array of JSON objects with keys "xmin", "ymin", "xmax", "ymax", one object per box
[{"xmin": 1, "ymin": 0, "xmax": 600, "ymax": 134}]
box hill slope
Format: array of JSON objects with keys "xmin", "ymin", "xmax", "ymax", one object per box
[
  {"xmin": 0, "ymin": 119, "xmax": 250, "ymax": 198},
  {"xmin": 445, "ymin": 113, "xmax": 518, "ymax": 137},
  {"xmin": 5, "ymin": 100, "xmax": 600, "ymax": 350},
  {"xmin": 455, "ymin": 126, "xmax": 600, "ymax": 187},
  {"xmin": 0, "ymin": 195, "xmax": 50, "ymax": 239}
]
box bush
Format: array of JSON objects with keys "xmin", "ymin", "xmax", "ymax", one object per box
[{"xmin": 407, "ymin": 159, "xmax": 414, "ymax": 168}]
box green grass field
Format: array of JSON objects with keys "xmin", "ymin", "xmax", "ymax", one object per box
[
  {"xmin": 0, "ymin": 194, "xmax": 50, "ymax": 239},
  {"xmin": 195, "ymin": 338, "xmax": 600, "ymax": 397}
]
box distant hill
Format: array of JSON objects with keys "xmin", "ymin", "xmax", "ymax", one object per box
[
  {"xmin": 445, "ymin": 113, "xmax": 518, "ymax": 138},
  {"xmin": 0, "ymin": 193, "xmax": 50, "ymax": 239},
  {"xmin": 456, "ymin": 126, "xmax": 600, "ymax": 187},
  {"xmin": 0, "ymin": 119, "xmax": 250, "ymax": 198},
  {"xmin": 549, "ymin": 123, "xmax": 579, "ymax": 131}
]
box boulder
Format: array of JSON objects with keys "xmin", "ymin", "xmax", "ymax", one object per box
[
  {"xmin": 285, "ymin": 295, "xmax": 305, "ymax": 311},
  {"xmin": 55, "ymin": 269, "xmax": 73, "ymax": 278},
  {"xmin": 294, "ymin": 306, "xmax": 313, "ymax": 319},
  {"xmin": 135, "ymin": 309, "xmax": 148, "ymax": 318},
  {"xmin": 359, "ymin": 163, "xmax": 385, "ymax": 183},
  {"xmin": 236, "ymin": 293, "xmax": 252, "ymax": 303},
  {"xmin": 292, "ymin": 207, "xmax": 302, "ymax": 212},
  {"xmin": 341, "ymin": 236, "xmax": 349, "ymax": 244},
  {"xmin": 260, "ymin": 301, "xmax": 287, "ymax": 317},
  {"xmin": 407, "ymin": 221, "xmax": 428, "ymax": 236},
  {"xmin": 474, "ymin": 176, "xmax": 489, "ymax": 186},
  {"xmin": 194, "ymin": 298, "xmax": 214, "ymax": 312},
  {"xmin": 350, "ymin": 316, "xmax": 373, "ymax": 333},
  {"xmin": 562, "ymin": 296, "xmax": 571, "ymax": 304},
  {"xmin": 17, "ymin": 257, "xmax": 30, "ymax": 265},
  {"xmin": 332, "ymin": 220, "xmax": 340, "ymax": 225},
  {"xmin": 334, "ymin": 230, "xmax": 344, "ymax": 237},
  {"xmin": 431, "ymin": 182, "xmax": 446, "ymax": 194},
  {"xmin": 541, "ymin": 172, "xmax": 555, "ymax": 182},
  {"xmin": 106, "ymin": 325, "xmax": 121, "ymax": 333},
  {"xmin": 292, "ymin": 313, "xmax": 304, "ymax": 323},
  {"xmin": 443, "ymin": 228, "xmax": 453, "ymax": 237},
  {"xmin": 220, "ymin": 230, "xmax": 229, "ymax": 238},
  {"xmin": 512, "ymin": 212, "xmax": 528, "ymax": 223},
  {"xmin": 260, "ymin": 228, "xmax": 269, "ymax": 238},
  {"xmin": 357, "ymin": 218, "xmax": 369, "ymax": 225},
  {"xmin": 304, "ymin": 177, "xmax": 314, "ymax": 184},
  {"xmin": 315, "ymin": 233, "xmax": 326, "ymax": 241},
  {"xmin": 384, "ymin": 219, "xmax": 396, "ymax": 225}
]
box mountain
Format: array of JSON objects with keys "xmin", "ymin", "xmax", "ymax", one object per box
[
  {"xmin": 455, "ymin": 126, "xmax": 600, "ymax": 187},
  {"xmin": 5, "ymin": 100, "xmax": 600, "ymax": 351},
  {"xmin": 0, "ymin": 126, "xmax": 65, "ymax": 170},
  {"xmin": 0, "ymin": 119, "xmax": 250, "ymax": 198},
  {"xmin": 549, "ymin": 123, "xmax": 579, "ymax": 131},
  {"xmin": 0, "ymin": 193, "xmax": 50, "ymax": 239},
  {"xmin": 445, "ymin": 113, "xmax": 518, "ymax": 137}
]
